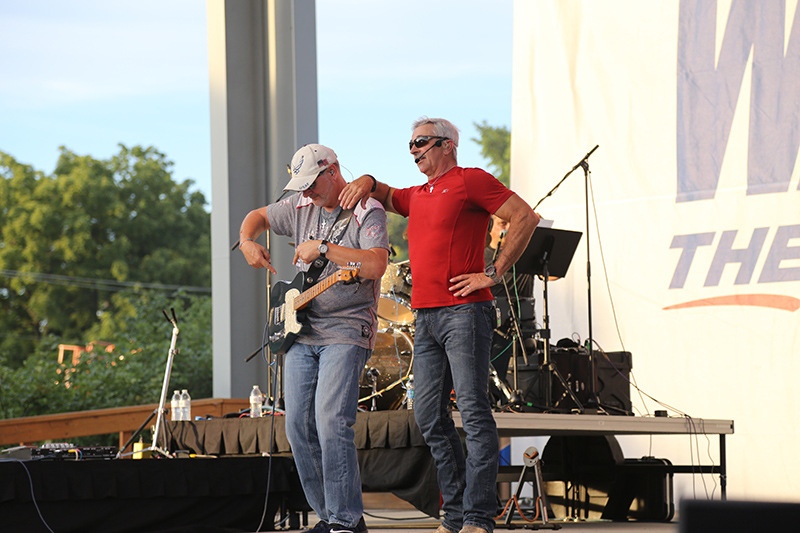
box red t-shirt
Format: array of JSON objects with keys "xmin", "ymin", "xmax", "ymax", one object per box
[{"xmin": 392, "ymin": 167, "xmax": 514, "ymax": 309}]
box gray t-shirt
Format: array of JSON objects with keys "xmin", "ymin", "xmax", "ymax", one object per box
[{"xmin": 266, "ymin": 193, "xmax": 389, "ymax": 349}]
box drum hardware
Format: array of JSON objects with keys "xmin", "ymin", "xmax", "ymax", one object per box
[
  {"xmin": 359, "ymin": 374, "xmax": 411, "ymax": 411},
  {"xmin": 489, "ymin": 363, "xmax": 520, "ymax": 405},
  {"xmin": 358, "ymin": 328, "xmax": 414, "ymax": 410},
  {"xmin": 357, "ymin": 261, "xmax": 418, "ymax": 410},
  {"xmin": 493, "ymin": 284, "xmax": 534, "ymax": 404},
  {"xmin": 365, "ymin": 367, "xmax": 381, "ymax": 412}
]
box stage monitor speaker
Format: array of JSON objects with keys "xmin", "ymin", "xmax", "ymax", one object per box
[
  {"xmin": 516, "ymin": 349, "xmax": 632, "ymax": 414},
  {"xmin": 679, "ymin": 500, "xmax": 800, "ymax": 532},
  {"xmin": 602, "ymin": 457, "xmax": 675, "ymax": 521}
]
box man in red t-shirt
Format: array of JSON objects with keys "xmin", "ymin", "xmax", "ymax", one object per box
[{"xmin": 341, "ymin": 117, "xmax": 538, "ymax": 533}]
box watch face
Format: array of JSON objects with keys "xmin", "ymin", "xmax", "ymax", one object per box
[{"xmin": 319, "ymin": 243, "xmax": 328, "ymax": 254}]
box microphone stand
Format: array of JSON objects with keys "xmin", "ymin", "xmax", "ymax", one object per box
[
  {"xmin": 533, "ymin": 145, "xmax": 602, "ymax": 411},
  {"xmin": 239, "ymin": 231, "xmax": 282, "ymax": 407},
  {"xmin": 488, "ymin": 232, "xmax": 525, "ymax": 405},
  {"xmin": 580, "ymin": 152, "xmax": 599, "ymax": 411},
  {"xmin": 118, "ymin": 309, "xmax": 179, "ymax": 459}
]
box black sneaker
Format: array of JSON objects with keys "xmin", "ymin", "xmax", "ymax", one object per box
[
  {"xmin": 307, "ymin": 521, "xmax": 329, "ymax": 533},
  {"xmin": 329, "ymin": 516, "xmax": 368, "ymax": 533}
]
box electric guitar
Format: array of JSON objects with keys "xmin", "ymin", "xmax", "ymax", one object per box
[{"xmin": 268, "ymin": 265, "xmax": 360, "ymax": 355}]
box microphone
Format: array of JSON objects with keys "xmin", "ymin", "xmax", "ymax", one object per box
[
  {"xmin": 414, "ymin": 139, "xmax": 444, "ymax": 164},
  {"xmin": 571, "ymin": 144, "xmax": 599, "ymax": 171},
  {"xmin": 492, "ymin": 229, "xmax": 507, "ymax": 262}
]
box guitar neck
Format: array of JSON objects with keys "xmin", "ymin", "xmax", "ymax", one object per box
[{"xmin": 293, "ymin": 271, "xmax": 345, "ymax": 310}]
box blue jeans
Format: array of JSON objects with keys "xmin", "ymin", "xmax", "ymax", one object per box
[
  {"xmin": 284, "ymin": 342, "xmax": 370, "ymax": 528},
  {"xmin": 413, "ymin": 301, "xmax": 499, "ymax": 533}
]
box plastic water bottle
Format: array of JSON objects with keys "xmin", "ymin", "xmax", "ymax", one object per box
[
  {"xmin": 180, "ymin": 389, "xmax": 191, "ymax": 421},
  {"xmin": 406, "ymin": 375, "xmax": 415, "ymax": 410},
  {"xmin": 170, "ymin": 390, "xmax": 181, "ymax": 421},
  {"xmin": 250, "ymin": 385, "xmax": 263, "ymax": 418}
]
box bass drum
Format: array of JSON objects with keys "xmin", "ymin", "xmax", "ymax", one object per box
[{"xmin": 359, "ymin": 328, "xmax": 414, "ymax": 411}]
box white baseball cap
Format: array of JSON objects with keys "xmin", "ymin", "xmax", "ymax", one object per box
[{"xmin": 284, "ymin": 144, "xmax": 338, "ymax": 191}]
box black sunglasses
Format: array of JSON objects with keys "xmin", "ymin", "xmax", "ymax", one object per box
[
  {"xmin": 409, "ymin": 136, "xmax": 448, "ymax": 150},
  {"xmin": 307, "ymin": 166, "xmax": 333, "ymax": 191}
]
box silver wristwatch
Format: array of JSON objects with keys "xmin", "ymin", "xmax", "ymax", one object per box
[
  {"xmin": 484, "ymin": 264, "xmax": 502, "ymax": 284},
  {"xmin": 318, "ymin": 239, "xmax": 329, "ymax": 258}
]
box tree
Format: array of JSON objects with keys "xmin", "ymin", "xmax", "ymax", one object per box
[
  {"xmin": 387, "ymin": 213, "xmax": 409, "ymax": 262},
  {"xmin": 0, "ymin": 146, "xmax": 210, "ymax": 368},
  {"xmin": 0, "ymin": 289, "xmax": 212, "ymax": 439},
  {"xmin": 472, "ymin": 121, "xmax": 511, "ymax": 187}
]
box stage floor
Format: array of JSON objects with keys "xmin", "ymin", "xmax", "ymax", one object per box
[{"xmin": 335, "ymin": 509, "xmax": 677, "ymax": 533}]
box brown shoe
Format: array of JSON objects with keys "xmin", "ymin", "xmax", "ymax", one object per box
[
  {"xmin": 432, "ymin": 525, "xmax": 458, "ymax": 533},
  {"xmin": 459, "ymin": 526, "xmax": 489, "ymax": 533}
]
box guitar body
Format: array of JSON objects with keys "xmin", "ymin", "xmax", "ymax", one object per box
[
  {"xmin": 267, "ymin": 266, "xmax": 360, "ymax": 355},
  {"xmin": 268, "ymin": 273, "xmax": 309, "ymax": 355}
]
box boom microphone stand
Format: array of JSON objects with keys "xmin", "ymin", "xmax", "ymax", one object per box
[
  {"xmin": 118, "ymin": 308, "xmax": 179, "ymax": 459},
  {"xmin": 534, "ymin": 146, "xmax": 602, "ymax": 410}
]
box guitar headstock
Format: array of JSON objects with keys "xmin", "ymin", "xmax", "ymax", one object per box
[{"xmin": 342, "ymin": 262, "xmax": 361, "ymax": 280}]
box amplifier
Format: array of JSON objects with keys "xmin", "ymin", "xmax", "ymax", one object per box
[
  {"xmin": 515, "ymin": 348, "xmax": 633, "ymax": 414},
  {"xmin": 1, "ymin": 444, "xmax": 117, "ymax": 461}
]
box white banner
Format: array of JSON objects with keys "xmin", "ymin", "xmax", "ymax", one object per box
[{"xmin": 511, "ymin": 0, "xmax": 800, "ymax": 502}]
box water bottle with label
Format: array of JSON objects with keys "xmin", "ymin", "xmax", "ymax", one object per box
[
  {"xmin": 250, "ymin": 385, "xmax": 263, "ymax": 418},
  {"xmin": 406, "ymin": 374, "xmax": 415, "ymax": 410},
  {"xmin": 170, "ymin": 390, "xmax": 181, "ymax": 421},
  {"xmin": 180, "ymin": 389, "xmax": 191, "ymax": 421}
]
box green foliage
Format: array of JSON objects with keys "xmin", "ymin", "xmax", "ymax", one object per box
[
  {"xmin": 0, "ymin": 145, "xmax": 210, "ymax": 368},
  {"xmin": 0, "ymin": 290, "xmax": 211, "ymax": 420},
  {"xmin": 0, "ymin": 144, "xmax": 212, "ymax": 427},
  {"xmin": 387, "ymin": 213, "xmax": 409, "ymax": 262},
  {"xmin": 471, "ymin": 121, "xmax": 511, "ymax": 187}
]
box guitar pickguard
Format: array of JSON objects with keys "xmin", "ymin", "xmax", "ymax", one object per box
[
  {"xmin": 283, "ymin": 288, "xmax": 302, "ymax": 335},
  {"xmin": 268, "ymin": 266, "xmax": 359, "ymax": 355}
]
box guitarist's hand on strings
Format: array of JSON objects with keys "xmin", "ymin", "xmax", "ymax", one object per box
[{"xmin": 240, "ymin": 240, "xmax": 277, "ymax": 275}]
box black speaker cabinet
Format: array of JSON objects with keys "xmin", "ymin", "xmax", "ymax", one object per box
[
  {"xmin": 679, "ymin": 500, "xmax": 800, "ymax": 532},
  {"xmin": 515, "ymin": 348, "xmax": 632, "ymax": 414}
]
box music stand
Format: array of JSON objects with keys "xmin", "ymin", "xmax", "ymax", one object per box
[{"xmin": 516, "ymin": 227, "xmax": 583, "ymax": 411}]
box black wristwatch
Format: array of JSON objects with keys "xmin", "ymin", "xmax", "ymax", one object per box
[
  {"xmin": 318, "ymin": 239, "xmax": 329, "ymax": 258},
  {"xmin": 366, "ymin": 174, "xmax": 377, "ymax": 193},
  {"xmin": 484, "ymin": 264, "xmax": 502, "ymax": 284}
]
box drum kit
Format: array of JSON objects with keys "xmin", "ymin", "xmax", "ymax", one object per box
[
  {"xmin": 357, "ymin": 227, "xmax": 589, "ymax": 413},
  {"xmin": 359, "ymin": 260, "xmax": 416, "ymax": 411}
]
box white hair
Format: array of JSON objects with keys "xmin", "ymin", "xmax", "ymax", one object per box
[{"xmin": 412, "ymin": 116, "xmax": 460, "ymax": 158}]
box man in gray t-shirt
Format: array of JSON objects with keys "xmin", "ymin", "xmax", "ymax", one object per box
[{"xmin": 239, "ymin": 144, "xmax": 388, "ymax": 533}]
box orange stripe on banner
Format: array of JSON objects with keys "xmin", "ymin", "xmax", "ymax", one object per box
[{"xmin": 663, "ymin": 294, "xmax": 800, "ymax": 312}]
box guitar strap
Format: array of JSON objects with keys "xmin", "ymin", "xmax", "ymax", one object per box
[{"xmin": 302, "ymin": 207, "xmax": 353, "ymax": 290}]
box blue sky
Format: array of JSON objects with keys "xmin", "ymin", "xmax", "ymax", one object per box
[{"xmin": 0, "ymin": 0, "xmax": 513, "ymax": 208}]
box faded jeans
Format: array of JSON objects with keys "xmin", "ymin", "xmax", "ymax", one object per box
[
  {"xmin": 413, "ymin": 301, "xmax": 499, "ymax": 533},
  {"xmin": 284, "ymin": 342, "xmax": 371, "ymax": 528}
]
